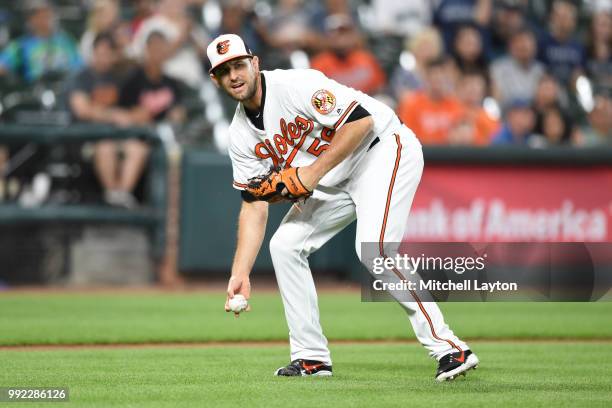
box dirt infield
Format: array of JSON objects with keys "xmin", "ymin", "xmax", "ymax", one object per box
[{"xmin": 2, "ymin": 338, "xmax": 612, "ymax": 352}]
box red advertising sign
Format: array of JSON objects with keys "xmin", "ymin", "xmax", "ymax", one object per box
[{"xmin": 404, "ymin": 165, "xmax": 612, "ymax": 242}]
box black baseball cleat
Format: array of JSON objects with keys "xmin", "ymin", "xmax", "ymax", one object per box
[
  {"xmin": 435, "ymin": 350, "xmax": 479, "ymax": 382},
  {"xmin": 274, "ymin": 359, "xmax": 333, "ymax": 377}
]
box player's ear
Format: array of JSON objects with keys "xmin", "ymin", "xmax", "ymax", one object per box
[
  {"xmin": 209, "ymin": 73, "xmax": 220, "ymax": 88},
  {"xmin": 252, "ymin": 56, "xmax": 260, "ymax": 72}
]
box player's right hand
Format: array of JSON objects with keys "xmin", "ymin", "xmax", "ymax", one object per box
[{"xmin": 225, "ymin": 275, "xmax": 251, "ymax": 317}]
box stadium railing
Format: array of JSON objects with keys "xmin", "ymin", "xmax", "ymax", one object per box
[{"xmin": 0, "ymin": 124, "xmax": 168, "ymax": 261}]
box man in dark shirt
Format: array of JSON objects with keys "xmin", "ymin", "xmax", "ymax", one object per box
[
  {"xmin": 538, "ymin": 0, "xmax": 586, "ymax": 87},
  {"xmin": 68, "ymin": 32, "xmax": 161, "ymax": 209},
  {"xmin": 433, "ymin": 0, "xmax": 492, "ymax": 54},
  {"xmin": 69, "ymin": 33, "xmax": 127, "ymax": 125},
  {"xmin": 92, "ymin": 30, "xmax": 184, "ymax": 208},
  {"xmin": 118, "ymin": 31, "xmax": 185, "ymax": 124}
]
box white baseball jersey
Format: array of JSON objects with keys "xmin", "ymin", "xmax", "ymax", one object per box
[
  {"xmin": 228, "ymin": 68, "xmax": 401, "ymax": 190},
  {"xmin": 226, "ymin": 68, "xmax": 470, "ymax": 366}
]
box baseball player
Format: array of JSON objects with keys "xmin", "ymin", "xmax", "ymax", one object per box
[{"xmin": 208, "ymin": 34, "xmax": 479, "ymax": 381}]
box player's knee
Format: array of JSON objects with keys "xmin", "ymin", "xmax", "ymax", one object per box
[
  {"xmin": 355, "ymin": 243, "xmax": 372, "ymax": 270},
  {"xmin": 355, "ymin": 241, "xmax": 391, "ymax": 276},
  {"xmin": 270, "ymin": 224, "xmax": 307, "ymax": 261},
  {"xmin": 355, "ymin": 242, "xmax": 363, "ymax": 264},
  {"xmin": 269, "ymin": 229, "xmax": 293, "ymax": 260},
  {"xmin": 355, "ymin": 239, "xmax": 378, "ymax": 262}
]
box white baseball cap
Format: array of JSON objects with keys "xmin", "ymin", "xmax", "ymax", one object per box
[{"xmin": 207, "ymin": 34, "xmax": 253, "ymax": 74}]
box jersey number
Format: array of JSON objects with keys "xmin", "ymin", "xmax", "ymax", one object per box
[{"xmin": 306, "ymin": 127, "xmax": 335, "ymax": 157}]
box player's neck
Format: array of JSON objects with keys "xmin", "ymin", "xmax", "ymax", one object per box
[{"xmin": 242, "ymin": 73, "xmax": 263, "ymax": 112}]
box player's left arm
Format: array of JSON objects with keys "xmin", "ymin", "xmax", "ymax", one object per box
[
  {"xmin": 298, "ymin": 116, "xmax": 373, "ymax": 191},
  {"xmin": 281, "ymin": 70, "xmax": 375, "ymax": 194}
]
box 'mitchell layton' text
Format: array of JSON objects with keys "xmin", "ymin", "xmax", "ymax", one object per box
[{"xmin": 372, "ymin": 279, "xmax": 518, "ymax": 293}]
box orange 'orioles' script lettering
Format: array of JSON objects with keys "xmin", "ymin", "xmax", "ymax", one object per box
[{"xmin": 256, "ymin": 116, "xmax": 333, "ymax": 168}]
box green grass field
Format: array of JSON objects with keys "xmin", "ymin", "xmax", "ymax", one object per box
[{"xmin": 1, "ymin": 292, "xmax": 611, "ymax": 407}]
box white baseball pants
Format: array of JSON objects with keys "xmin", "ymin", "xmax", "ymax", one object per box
[{"xmin": 269, "ymin": 126, "xmax": 469, "ymax": 365}]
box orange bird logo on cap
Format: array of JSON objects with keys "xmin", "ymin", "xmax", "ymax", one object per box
[{"xmin": 216, "ymin": 40, "xmax": 230, "ymax": 55}]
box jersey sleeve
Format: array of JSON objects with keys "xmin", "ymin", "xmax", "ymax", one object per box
[
  {"xmin": 291, "ymin": 70, "xmax": 362, "ymax": 130},
  {"xmin": 228, "ymin": 127, "xmax": 268, "ymax": 191}
]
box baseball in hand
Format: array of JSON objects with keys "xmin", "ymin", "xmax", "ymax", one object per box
[{"xmin": 228, "ymin": 294, "xmax": 248, "ymax": 313}]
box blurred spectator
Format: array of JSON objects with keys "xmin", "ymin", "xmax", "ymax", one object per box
[
  {"xmin": 68, "ymin": 33, "xmax": 127, "ymax": 126},
  {"xmin": 397, "ymin": 57, "xmax": 465, "ymax": 145},
  {"xmin": 533, "ymin": 101, "xmax": 576, "ymax": 144},
  {"xmin": 491, "ymin": 99, "xmax": 536, "ymax": 144},
  {"xmin": 433, "ymin": 0, "xmax": 492, "ymax": 51},
  {"xmin": 95, "ymin": 30, "xmax": 186, "ymax": 209},
  {"xmin": 308, "ymin": 0, "xmax": 358, "ymax": 33},
  {"xmin": 530, "ymin": 71, "xmax": 576, "ymax": 145},
  {"xmin": 94, "ymin": 135, "xmax": 149, "ymax": 208},
  {"xmin": 0, "ymin": 0, "xmax": 82, "ymax": 83},
  {"xmin": 68, "ymin": 32, "xmax": 148, "ymax": 209},
  {"xmin": 369, "ymin": 0, "xmax": 433, "ymax": 38},
  {"xmin": 264, "ymin": 0, "xmax": 319, "ymax": 53},
  {"xmin": 130, "ymin": 0, "xmax": 155, "ymax": 37},
  {"xmin": 491, "ymin": 27, "xmax": 545, "ymax": 106},
  {"xmin": 538, "ymin": 0, "xmax": 586, "ymax": 87},
  {"xmin": 576, "ymin": 94, "xmax": 612, "ymax": 146},
  {"xmin": 130, "ymin": 0, "xmax": 208, "ymax": 88},
  {"xmin": 531, "ymin": 106, "xmax": 574, "ymax": 146},
  {"xmin": 216, "ymin": 0, "xmax": 265, "ymax": 56},
  {"xmin": 447, "ymin": 120, "xmax": 478, "ymax": 145},
  {"xmin": 120, "ymin": 31, "xmax": 185, "ymax": 125},
  {"xmin": 453, "ymin": 70, "xmax": 500, "ymax": 145},
  {"xmin": 541, "ymin": 106, "xmax": 570, "ymax": 144},
  {"xmin": 533, "ymin": 73, "xmax": 570, "ymax": 114},
  {"xmin": 489, "ymin": 1, "xmax": 530, "ymax": 58},
  {"xmin": 389, "ymin": 27, "xmax": 444, "ymax": 101},
  {"xmin": 323, "ymin": 0, "xmax": 352, "ymax": 15},
  {"xmin": 521, "ymin": 0, "xmax": 556, "ymax": 25},
  {"xmin": 79, "ymin": 0, "xmax": 120, "ymax": 62},
  {"xmin": 586, "ymin": 11, "xmax": 612, "ymax": 92},
  {"xmin": 452, "ymin": 24, "xmax": 489, "ymax": 74},
  {"xmin": 310, "ymin": 15, "xmax": 386, "ymax": 95}
]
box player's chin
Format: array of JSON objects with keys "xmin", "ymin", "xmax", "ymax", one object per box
[
  {"xmin": 232, "ymin": 90, "xmax": 250, "ymax": 101},
  {"xmin": 228, "ymin": 85, "xmax": 253, "ymax": 101}
]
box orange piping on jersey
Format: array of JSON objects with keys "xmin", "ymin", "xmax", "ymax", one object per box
[
  {"xmin": 378, "ymin": 133, "xmax": 463, "ymax": 358},
  {"xmin": 333, "ymin": 101, "xmax": 359, "ymax": 129},
  {"xmin": 233, "ymin": 181, "xmax": 247, "ymax": 189}
]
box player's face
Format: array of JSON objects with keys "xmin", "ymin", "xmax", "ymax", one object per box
[{"xmin": 211, "ymin": 57, "xmax": 259, "ymax": 102}]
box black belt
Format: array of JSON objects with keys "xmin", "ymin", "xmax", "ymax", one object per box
[
  {"xmin": 368, "ymin": 136, "xmax": 380, "ymax": 151},
  {"xmin": 367, "ymin": 119, "xmax": 403, "ymax": 151}
]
